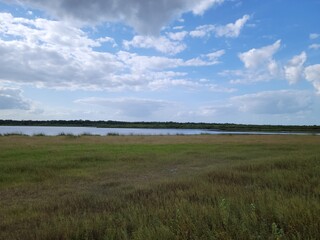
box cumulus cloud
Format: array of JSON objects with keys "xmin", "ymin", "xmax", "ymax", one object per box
[
  {"xmin": 0, "ymin": 13, "xmax": 226, "ymax": 91},
  {"xmin": 148, "ymin": 78, "xmax": 235, "ymax": 92},
  {"xmin": 167, "ymin": 31, "xmax": 189, "ymax": 41},
  {"xmin": 117, "ymin": 51, "xmax": 183, "ymax": 71},
  {"xmin": 190, "ymin": 25, "xmax": 215, "ymax": 38},
  {"xmin": 206, "ymin": 50, "xmax": 225, "ymax": 61},
  {"xmin": 123, "ymin": 35, "xmax": 186, "ymax": 55},
  {"xmin": 173, "ymin": 26, "xmax": 184, "ymax": 30},
  {"xmin": 0, "ymin": 88, "xmax": 30, "ymax": 110},
  {"xmin": 225, "ymin": 40, "xmax": 320, "ymax": 94},
  {"xmin": 239, "ymin": 40, "xmax": 281, "ymax": 69},
  {"xmin": 97, "ymin": 37, "xmax": 118, "ymax": 47},
  {"xmin": 0, "ymin": 13, "xmax": 99, "ymax": 49},
  {"xmin": 183, "ymin": 50, "xmax": 225, "ymax": 67},
  {"xmin": 191, "ymin": 0, "xmax": 224, "ymax": 15},
  {"xmin": 225, "ymin": 40, "xmax": 282, "ymax": 84},
  {"xmin": 214, "ymin": 15, "xmax": 250, "ymax": 38},
  {"xmin": 190, "ymin": 15, "xmax": 250, "ymax": 38},
  {"xmin": 284, "ymin": 51, "xmax": 307, "ymax": 84},
  {"xmin": 0, "ymin": 13, "xmax": 124, "ymax": 90},
  {"xmin": 0, "ymin": 39, "xmax": 123, "ymax": 90},
  {"xmin": 4, "ymin": 0, "xmax": 224, "ymax": 35},
  {"xmin": 305, "ymin": 64, "xmax": 320, "ymax": 94},
  {"xmin": 117, "ymin": 50, "xmax": 223, "ymax": 72}
]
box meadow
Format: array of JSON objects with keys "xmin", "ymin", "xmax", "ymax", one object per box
[{"xmin": 0, "ymin": 135, "xmax": 319, "ymax": 239}]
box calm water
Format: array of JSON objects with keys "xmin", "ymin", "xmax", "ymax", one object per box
[{"xmin": 0, "ymin": 126, "xmax": 315, "ymax": 136}]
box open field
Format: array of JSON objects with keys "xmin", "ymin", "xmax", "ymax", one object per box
[{"xmin": 0, "ymin": 135, "xmax": 319, "ymax": 239}]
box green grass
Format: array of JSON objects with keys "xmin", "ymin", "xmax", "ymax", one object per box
[{"xmin": 0, "ymin": 135, "xmax": 319, "ymax": 239}]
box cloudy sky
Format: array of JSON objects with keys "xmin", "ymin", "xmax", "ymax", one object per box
[{"xmin": 0, "ymin": 0, "xmax": 320, "ymax": 124}]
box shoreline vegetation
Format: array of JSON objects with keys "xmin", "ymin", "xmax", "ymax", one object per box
[
  {"xmin": 1, "ymin": 135, "xmax": 319, "ymax": 239},
  {"xmin": 1, "ymin": 119, "xmax": 320, "ymax": 133}
]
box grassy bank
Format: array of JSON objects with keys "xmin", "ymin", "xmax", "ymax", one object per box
[{"xmin": 0, "ymin": 135, "xmax": 319, "ymax": 239}]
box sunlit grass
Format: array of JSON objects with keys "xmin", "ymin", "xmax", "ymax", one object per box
[{"xmin": 0, "ymin": 135, "xmax": 319, "ymax": 239}]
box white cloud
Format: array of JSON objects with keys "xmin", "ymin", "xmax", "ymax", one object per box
[
  {"xmin": 305, "ymin": 64, "xmax": 320, "ymax": 94},
  {"xmin": 148, "ymin": 78, "xmax": 235, "ymax": 92},
  {"xmin": 0, "ymin": 38, "xmax": 123, "ymax": 90},
  {"xmin": 309, "ymin": 44, "xmax": 320, "ymax": 50},
  {"xmin": 309, "ymin": 33, "xmax": 320, "ymax": 40},
  {"xmin": 116, "ymin": 51, "xmax": 184, "ymax": 72},
  {"xmin": 173, "ymin": 26, "xmax": 184, "ymax": 30},
  {"xmin": 183, "ymin": 49, "xmax": 225, "ymax": 67},
  {"xmin": 190, "ymin": 15, "xmax": 250, "ymax": 38},
  {"xmin": 225, "ymin": 41, "xmax": 320, "ymax": 95},
  {"xmin": 214, "ymin": 14, "xmax": 250, "ymax": 38},
  {"xmin": 97, "ymin": 37, "xmax": 118, "ymax": 47},
  {"xmin": 225, "ymin": 40, "xmax": 282, "ymax": 84},
  {"xmin": 0, "ymin": 13, "xmax": 226, "ymax": 91},
  {"xmin": 190, "ymin": 25, "xmax": 215, "ymax": 38},
  {"xmin": 284, "ymin": 51, "xmax": 307, "ymax": 84},
  {"xmin": 0, "ymin": 87, "xmax": 30, "ymax": 110},
  {"xmin": 0, "ymin": 13, "xmax": 99, "ymax": 49},
  {"xmin": 206, "ymin": 50, "xmax": 225, "ymax": 61},
  {"xmin": 239, "ymin": 40, "xmax": 281, "ymax": 69},
  {"xmin": 4, "ymin": 0, "xmax": 224, "ymax": 35},
  {"xmin": 167, "ymin": 31, "xmax": 188, "ymax": 41},
  {"xmin": 123, "ymin": 35, "xmax": 186, "ymax": 55},
  {"xmin": 117, "ymin": 49, "xmax": 224, "ymax": 71},
  {"xmin": 192, "ymin": 0, "xmax": 224, "ymax": 15},
  {"xmin": 222, "ymin": 69, "xmax": 280, "ymax": 84},
  {"xmin": 184, "ymin": 58, "xmax": 215, "ymax": 67}
]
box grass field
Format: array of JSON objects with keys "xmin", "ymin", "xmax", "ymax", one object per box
[{"xmin": 0, "ymin": 135, "xmax": 319, "ymax": 239}]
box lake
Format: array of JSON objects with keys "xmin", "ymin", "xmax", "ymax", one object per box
[{"xmin": 0, "ymin": 126, "xmax": 316, "ymax": 136}]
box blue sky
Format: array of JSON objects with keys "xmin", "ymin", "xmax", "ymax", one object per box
[{"xmin": 0, "ymin": 0, "xmax": 320, "ymax": 124}]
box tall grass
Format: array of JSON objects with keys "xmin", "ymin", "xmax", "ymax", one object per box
[{"xmin": 0, "ymin": 135, "xmax": 319, "ymax": 239}]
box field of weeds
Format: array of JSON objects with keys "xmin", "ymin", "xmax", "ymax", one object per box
[{"xmin": 0, "ymin": 135, "xmax": 319, "ymax": 239}]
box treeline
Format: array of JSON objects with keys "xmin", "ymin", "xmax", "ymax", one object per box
[{"xmin": 0, "ymin": 119, "xmax": 320, "ymax": 132}]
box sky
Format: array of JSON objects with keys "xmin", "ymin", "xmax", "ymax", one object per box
[{"xmin": 0, "ymin": 0, "xmax": 320, "ymax": 125}]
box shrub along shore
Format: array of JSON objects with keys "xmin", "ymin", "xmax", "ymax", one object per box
[{"xmin": 0, "ymin": 135, "xmax": 319, "ymax": 239}]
